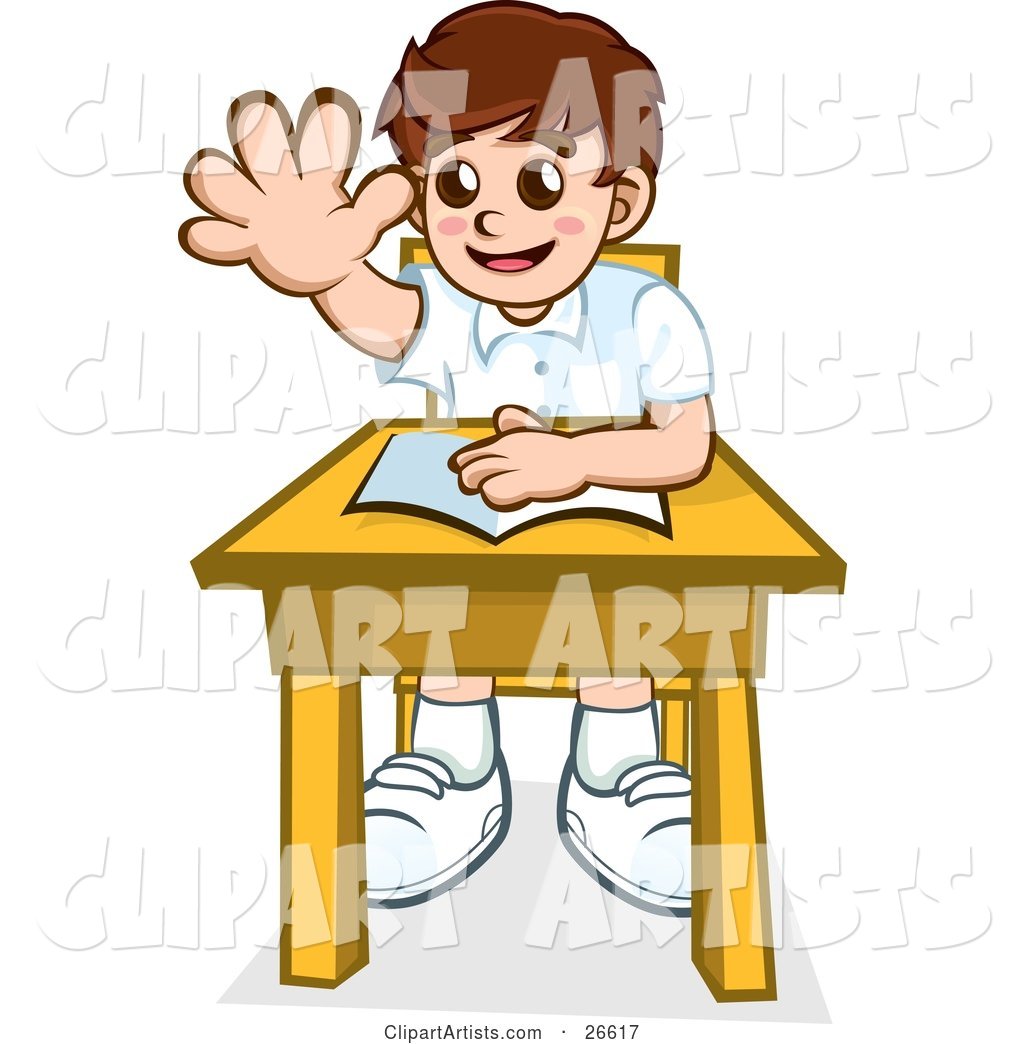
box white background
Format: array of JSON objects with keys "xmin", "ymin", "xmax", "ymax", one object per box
[{"xmin": 3, "ymin": 0, "xmax": 1023, "ymax": 1039}]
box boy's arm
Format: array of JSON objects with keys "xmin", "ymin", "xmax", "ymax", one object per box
[
  {"xmin": 180, "ymin": 89, "xmax": 421, "ymax": 360},
  {"xmin": 450, "ymin": 399, "xmax": 714, "ymax": 510},
  {"xmin": 311, "ymin": 261, "xmax": 421, "ymax": 361},
  {"xmin": 565, "ymin": 399, "xmax": 713, "ymax": 489}
]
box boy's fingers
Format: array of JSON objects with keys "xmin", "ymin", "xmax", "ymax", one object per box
[
  {"xmin": 450, "ymin": 442, "xmax": 508, "ymax": 470},
  {"xmin": 457, "ymin": 457, "xmax": 515, "ymax": 492},
  {"xmin": 179, "ymin": 217, "xmax": 253, "ymax": 263},
  {"xmin": 345, "ymin": 168, "xmax": 418, "ymax": 253},
  {"xmin": 184, "ymin": 148, "xmax": 262, "ymax": 223},
  {"xmin": 478, "ymin": 472, "xmax": 532, "ymax": 511},
  {"xmin": 228, "ymin": 92, "xmax": 297, "ymax": 183},
  {"xmin": 494, "ymin": 404, "xmax": 550, "ymax": 433},
  {"xmin": 295, "ymin": 88, "xmax": 361, "ymax": 182}
]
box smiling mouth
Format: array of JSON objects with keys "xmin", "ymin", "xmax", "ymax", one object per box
[{"xmin": 466, "ymin": 240, "xmax": 556, "ymax": 273}]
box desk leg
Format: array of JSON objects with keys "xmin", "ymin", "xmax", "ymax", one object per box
[
  {"xmin": 395, "ymin": 678, "xmax": 416, "ymax": 754},
  {"xmin": 690, "ymin": 675, "xmax": 776, "ymax": 1002},
  {"xmin": 659, "ymin": 698, "xmax": 689, "ymax": 769},
  {"xmin": 281, "ymin": 669, "xmax": 368, "ymax": 987}
]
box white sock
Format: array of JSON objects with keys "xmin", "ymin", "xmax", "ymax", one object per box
[
  {"xmin": 412, "ymin": 693, "xmax": 497, "ymax": 785},
  {"xmin": 574, "ymin": 702, "xmax": 659, "ymax": 791}
]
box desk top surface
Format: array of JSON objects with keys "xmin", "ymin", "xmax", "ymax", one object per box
[{"xmin": 192, "ymin": 420, "xmax": 845, "ymax": 593}]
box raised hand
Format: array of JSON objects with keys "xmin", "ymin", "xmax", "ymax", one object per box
[{"xmin": 180, "ymin": 89, "xmax": 417, "ymax": 295}]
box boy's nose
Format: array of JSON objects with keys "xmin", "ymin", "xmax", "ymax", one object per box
[{"xmin": 474, "ymin": 210, "xmax": 503, "ymax": 238}]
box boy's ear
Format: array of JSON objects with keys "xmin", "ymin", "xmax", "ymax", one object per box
[
  {"xmin": 406, "ymin": 165, "xmax": 426, "ymax": 234},
  {"xmin": 605, "ymin": 167, "xmax": 655, "ymax": 244}
]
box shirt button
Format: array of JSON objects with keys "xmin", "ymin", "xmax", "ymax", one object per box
[
  {"xmin": 536, "ymin": 405, "xmax": 551, "ymax": 418},
  {"xmin": 534, "ymin": 360, "xmax": 549, "ymax": 375}
]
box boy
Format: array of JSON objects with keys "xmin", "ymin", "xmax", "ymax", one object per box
[{"xmin": 180, "ymin": 2, "xmax": 713, "ymax": 916}]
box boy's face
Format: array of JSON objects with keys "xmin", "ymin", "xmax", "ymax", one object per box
[{"xmin": 417, "ymin": 119, "xmax": 643, "ymax": 308}]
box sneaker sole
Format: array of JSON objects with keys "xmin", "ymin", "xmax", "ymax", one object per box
[
  {"xmin": 367, "ymin": 813, "xmax": 509, "ymax": 908},
  {"xmin": 557, "ymin": 819, "xmax": 692, "ymax": 918}
]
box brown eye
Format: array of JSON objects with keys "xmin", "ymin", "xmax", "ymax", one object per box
[
  {"xmin": 434, "ymin": 160, "xmax": 479, "ymax": 208},
  {"xmin": 517, "ymin": 159, "xmax": 563, "ymax": 210}
]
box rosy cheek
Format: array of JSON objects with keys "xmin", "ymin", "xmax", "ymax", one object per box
[
  {"xmin": 554, "ymin": 216, "xmax": 586, "ymax": 236},
  {"xmin": 436, "ymin": 216, "xmax": 468, "ymax": 236}
]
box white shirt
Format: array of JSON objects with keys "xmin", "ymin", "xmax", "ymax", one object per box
[{"xmin": 377, "ymin": 260, "xmax": 714, "ymax": 421}]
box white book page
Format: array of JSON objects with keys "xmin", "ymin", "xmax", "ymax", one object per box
[
  {"xmin": 492, "ymin": 485, "xmax": 666, "ymax": 538},
  {"xmin": 349, "ymin": 433, "xmax": 669, "ymax": 541}
]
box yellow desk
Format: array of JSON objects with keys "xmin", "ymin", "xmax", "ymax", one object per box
[{"xmin": 192, "ymin": 418, "xmax": 845, "ymax": 1002}]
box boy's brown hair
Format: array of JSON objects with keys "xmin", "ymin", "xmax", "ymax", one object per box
[{"xmin": 375, "ymin": 1, "xmax": 664, "ymax": 187}]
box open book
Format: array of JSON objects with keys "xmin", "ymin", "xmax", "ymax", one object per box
[{"xmin": 344, "ymin": 432, "xmax": 670, "ymax": 544}]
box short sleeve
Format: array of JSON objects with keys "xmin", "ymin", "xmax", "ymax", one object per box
[
  {"xmin": 374, "ymin": 264, "xmax": 475, "ymax": 401},
  {"xmin": 633, "ymin": 282, "xmax": 714, "ymax": 404}
]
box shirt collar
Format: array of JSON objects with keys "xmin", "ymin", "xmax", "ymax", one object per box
[{"xmin": 473, "ymin": 282, "xmax": 588, "ymax": 363}]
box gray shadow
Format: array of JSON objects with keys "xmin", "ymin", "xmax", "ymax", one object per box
[{"xmin": 221, "ymin": 782, "xmax": 830, "ymax": 1023}]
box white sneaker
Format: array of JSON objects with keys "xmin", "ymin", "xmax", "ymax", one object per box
[
  {"xmin": 364, "ymin": 751, "xmax": 510, "ymax": 907},
  {"xmin": 557, "ymin": 757, "xmax": 692, "ymax": 917}
]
